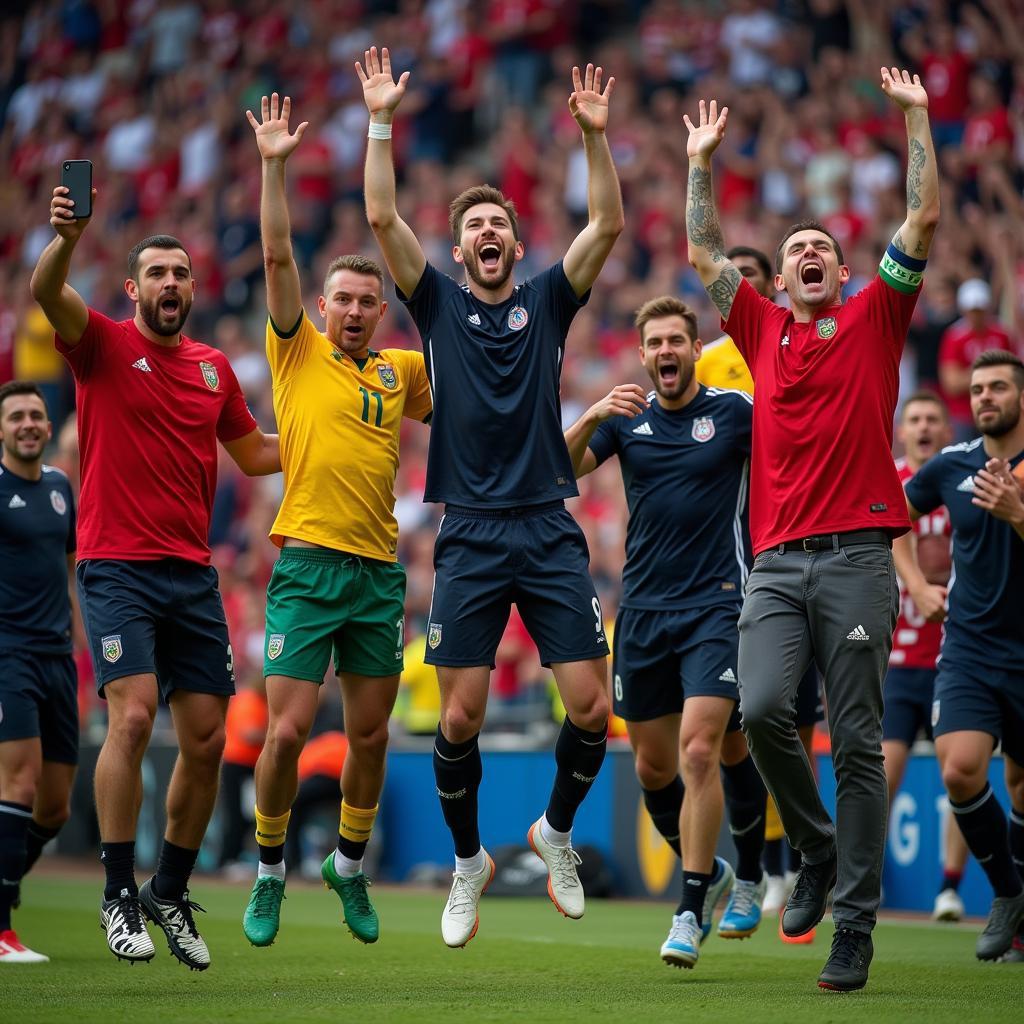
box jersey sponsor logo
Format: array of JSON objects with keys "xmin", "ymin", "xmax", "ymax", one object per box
[
  {"xmin": 132, "ymin": 357, "xmax": 152, "ymax": 372},
  {"xmin": 427, "ymin": 622, "xmax": 443, "ymax": 650},
  {"xmin": 846, "ymin": 624, "xmax": 870, "ymax": 641},
  {"xmin": 691, "ymin": 416, "xmax": 715, "ymax": 443},
  {"xmin": 816, "ymin": 316, "xmax": 838, "ymax": 339},
  {"xmin": 7, "ymin": 494, "xmax": 25, "ymax": 509},
  {"xmin": 467, "ymin": 312, "xmax": 481, "ymax": 326},
  {"xmin": 955, "ymin": 475, "xmax": 975, "ymax": 493},
  {"xmin": 50, "ymin": 490, "xmax": 67, "ymax": 515},
  {"xmin": 507, "ymin": 306, "xmax": 528, "ymax": 331},
  {"xmin": 377, "ymin": 364, "xmax": 398, "ymax": 390},
  {"xmin": 781, "ymin": 335, "xmax": 790, "ymax": 347},
  {"xmin": 199, "ymin": 360, "xmax": 220, "ymax": 391},
  {"xmin": 632, "ymin": 422, "xmax": 654, "ymax": 436},
  {"xmin": 101, "ymin": 634, "xmax": 123, "ymax": 663},
  {"xmin": 267, "ymin": 633, "xmax": 286, "ymax": 661}
]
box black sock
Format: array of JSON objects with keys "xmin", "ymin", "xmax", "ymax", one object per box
[
  {"xmin": 258, "ymin": 841, "xmax": 285, "ymax": 866},
  {"xmin": 101, "ymin": 840, "xmax": 137, "ymax": 901},
  {"xmin": 763, "ymin": 837, "xmax": 784, "ymax": 876},
  {"xmin": 433, "ymin": 726, "xmax": 483, "ymax": 858},
  {"xmin": 721, "ymin": 756, "xmax": 767, "ymax": 882},
  {"xmin": 679, "ymin": 869, "xmax": 712, "ymax": 925},
  {"xmin": 0, "ymin": 801, "xmax": 31, "ymax": 931},
  {"xmin": 23, "ymin": 820, "xmax": 61, "ymax": 876},
  {"xmin": 545, "ymin": 716, "xmax": 607, "ymax": 833},
  {"xmin": 950, "ymin": 784, "xmax": 1022, "ymax": 898},
  {"xmin": 642, "ymin": 778, "xmax": 684, "ymax": 857},
  {"xmin": 939, "ymin": 869, "xmax": 964, "ymax": 895},
  {"xmin": 1009, "ymin": 806, "xmax": 1024, "ymax": 883},
  {"xmin": 152, "ymin": 839, "xmax": 199, "ymax": 902}
]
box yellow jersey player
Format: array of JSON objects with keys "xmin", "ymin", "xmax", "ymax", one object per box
[{"xmin": 241, "ymin": 94, "xmax": 431, "ymax": 948}]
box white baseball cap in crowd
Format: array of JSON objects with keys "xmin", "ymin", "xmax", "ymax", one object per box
[{"xmin": 957, "ymin": 278, "xmax": 991, "ymax": 312}]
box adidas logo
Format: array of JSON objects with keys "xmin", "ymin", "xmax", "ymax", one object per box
[
  {"xmin": 7, "ymin": 494, "xmax": 25, "ymax": 509},
  {"xmin": 632, "ymin": 422, "xmax": 654, "ymax": 436},
  {"xmin": 467, "ymin": 313, "xmax": 481, "ymax": 326},
  {"xmin": 781, "ymin": 335, "xmax": 790, "ymax": 346},
  {"xmin": 846, "ymin": 624, "xmax": 870, "ymax": 641},
  {"xmin": 956, "ymin": 475, "xmax": 975, "ymax": 493},
  {"xmin": 718, "ymin": 667, "xmax": 737, "ymax": 683},
  {"xmin": 132, "ymin": 357, "xmax": 152, "ymax": 372}
]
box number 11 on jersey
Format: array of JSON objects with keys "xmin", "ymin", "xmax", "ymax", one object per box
[{"xmin": 359, "ymin": 386, "xmax": 383, "ymax": 427}]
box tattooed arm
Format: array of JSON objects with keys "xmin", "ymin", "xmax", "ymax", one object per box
[
  {"xmin": 683, "ymin": 99, "xmax": 743, "ymax": 321},
  {"xmin": 881, "ymin": 67, "xmax": 940, "ymax": 263}
]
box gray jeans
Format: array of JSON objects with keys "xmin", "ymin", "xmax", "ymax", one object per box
[{"xmin": 737, "ymin": 540, "xmax": 898, "ymax": 933}]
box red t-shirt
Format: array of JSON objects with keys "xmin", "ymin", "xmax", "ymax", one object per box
[
  {"xmin": 938, "ymin": 317, "xmax": 1017, "ymax": 421},
  {"xmin": 724, "ymin": 276, "xmax": 916, "ymax": 553},
  {"xmin": 56, "ymin": 310, "xmax": 257, "ymax": 564},
  {"xmin": 921, "ymin": 52, "xmax": 971, "ymax": 123},
  {"xmin": 889, "ymin": 458, "xmax": 948, "ymax": 669}
]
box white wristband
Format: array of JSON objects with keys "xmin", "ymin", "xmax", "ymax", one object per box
[{"xmin": 368, "ymin": 120, "xmax": 392, "ymax": 140}]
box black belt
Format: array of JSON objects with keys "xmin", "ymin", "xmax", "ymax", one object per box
[{"xmin": 778, "ymin": 529, "xmax": 891, "ymax": 553}]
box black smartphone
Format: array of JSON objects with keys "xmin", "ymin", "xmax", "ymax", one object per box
[{"xmin": 60, "ymin": 159, "xmax": 92, "ymax": 219}]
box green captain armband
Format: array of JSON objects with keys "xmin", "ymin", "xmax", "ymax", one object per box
[{"xmin": 879, "ymin": 243, "xmax": 925, "ymax": 294}]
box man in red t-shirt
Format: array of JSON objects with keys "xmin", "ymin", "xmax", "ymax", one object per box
[
  {"xmin": 683, "ymin": 67, "xmax": 940, "ymax": 991},
  {"xmin": 29, "ymin": 185, "xmax": 280, "ymax": 970}
]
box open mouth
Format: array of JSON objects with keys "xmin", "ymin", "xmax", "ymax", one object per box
[
  {"xmin": 800, "ymin": 263, "xmax": 824, "ymax": 286},
  {"xmin": 478, "ymin": 243, "xmax": 501, "ymax": 271},
  {"xmin": 658, "ymin": 362, "xmax": 679, "ymax": 386},
  {"xmin": 343, "ymin": 323, "xmax": 364, "ymax": 340},
  {"xmin": 160, "ymin": 295, "xmax": 180, "ymax": 316}
]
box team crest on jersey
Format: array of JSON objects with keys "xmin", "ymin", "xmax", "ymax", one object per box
[
  {"xmin": 267, "ymin": 634, "xmax": 286, "ymax": 661},
  {"xmin": 427, "ymin": 622, "xmax": 443, "ymax": 650},
  {"xmin": 508, "ymin": 306, "xmax": 528, "ymax": 331},
  {"xmin": 50, "ymin": 489, "xmax": 67, "ymax": 515},
  {"xmin": 199, "ymin": 360, "xmax": 220, "ymax": 391},
  {"xmin": 377, "ymin": 363, "xmax": 398, "ymax": 390},
  {"xmin": 101, "ymin": 635, "xmax": 123, "ymax": 664},
  {"xmin": 816, "ymin": 316, "xmax": 838, "ymax": 339},
  {"xmin": 691, "ymin": 416, "xmax": 715, "ymax": 443}
]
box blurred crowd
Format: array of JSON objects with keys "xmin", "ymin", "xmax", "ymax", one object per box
[{"xmin": 2, "ymin": 0, "xmax": 1023, "ymax": 727}]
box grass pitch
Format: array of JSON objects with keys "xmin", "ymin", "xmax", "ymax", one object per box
[{"xmin": 3, "ymin": 873, "xmax": 1021, "ymax": 1023}]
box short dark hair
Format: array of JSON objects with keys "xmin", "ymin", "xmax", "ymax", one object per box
[
  {"xmin": 449, "ymin": 184, "xmax": 520, "ymax": 243},
  {"xmin": 900, "ymin": 389, "xmax": 949, "ymax": 421},
  {"xmin": 0, "ymin": 380, "xmax": 47, "ymax": 418},
  {"xmin": 634, "ymin": 296, "xmax": 699, "ymax": 344},
  {"xmin": 727, "ymin": 246, "xmax": 772, "ymax": 282},
  {"xmin": 323, "ymin": 254, "xmax": 385, "ymax": 297},
  {"xmin": 971, "ymin": 349, "xmax": 1024, "ymax": 389},
  {"xmin": 128, "ymin": 235, "xmax": 191, "ymax": 281},
  {"xmin": 774, "ymin": 220, "xmax": 845, "ymax": 272}
]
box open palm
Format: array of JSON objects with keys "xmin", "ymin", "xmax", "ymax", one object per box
[
  {"xmin": 356, "ymin": 46, "xmax": 410, "ymax": 116},
  {"xmin": 246, "ymin": 93, "xmax": 308, "ymax": 161},
  {"xmin": 881, "ymin": 67, "xmax": 928, "ymax": 111},
  {"xmin": 683, "ymin": 99, "xmax": 729, "ymax": 160},
  {"xmin": 569, "ymin": 63, "xmax": 615, "ymax": 133}
]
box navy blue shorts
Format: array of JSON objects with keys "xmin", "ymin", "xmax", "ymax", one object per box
[
  {"xmin": 77, "ymin": 559, "xmax": 235, "ymax": 700},
  {"xmin": 612, "ymin": 603, "xmax": 743, "ymax": 729},
  {"xmin": 795, "ymin": 665, "xmax": 823, "ymax": 730},
  {"xmin": 0, "ymin": 649, "xmax": 78, "ymax": 764},
  {"xmin": 882, "ymin": 666, "xmax": 936, "ymax": 745},
  {"xmin": 425, "ymin": 502, "xmax": 610, "ymax": 668},
  {"xmin": 932, "ymin": 661, "xmax": 1024, "ymax": 763}
]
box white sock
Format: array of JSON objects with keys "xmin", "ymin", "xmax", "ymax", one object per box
[
  {"xmin": 333, "ymin": 849, "xmax": 363, "ymax": 878},
  {"xmin": 455, "ymin": 849, "xmax": 486, "ymax": 876},
  {"xmin": 540, "ymin": 815, "xmax": 571, "ymax": 848},
  {"xmin": 257, "ymin": 860, "xmax": 285, "ymax": 880}
]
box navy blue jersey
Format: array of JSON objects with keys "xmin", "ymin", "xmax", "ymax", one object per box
[
  {"xmin": 0, "ymin": 462, "xmax": 76, "ymax": 653},
  {"xmin": 904, "ymin": 438, "xmax": 1024, "ymax": 670},
  {"xmin": 399, "ymin": 261, "xmax": 587, "ymax": 507},
  {"xmin": 588, "ymin": 386, "xmax": 753, "ymax": 609}
]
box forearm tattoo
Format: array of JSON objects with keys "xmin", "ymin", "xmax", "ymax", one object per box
[
  {"xmin": 707, "ymin": 263, "xmax": 742, "ymax": 318},
  {"xmin": 906, "ymin": 137, "xmax": 925, "ymax": 212},
  {"xmin": 687, "ymin": 166, "xmax": 726, "ymax": 261}
]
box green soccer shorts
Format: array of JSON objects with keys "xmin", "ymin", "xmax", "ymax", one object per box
[{"xmin": 263, "ymin": 548, "xmax": 406, "ymax": 681}]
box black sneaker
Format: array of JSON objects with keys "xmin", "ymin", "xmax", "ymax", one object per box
[
  {"xmin": 818, "ymin": 927, "xmax": 873, "ymax": 991},
  {"xmin": 782, "ymin": 852, "xmax": 837, "ymax": 938},
  {"xmin": 138, "ymin": 877, "xmax": 210, "ymax": 971},
  {"xmin": 100, "ymin": 889, "xmax": 156, "ymax": 963},
  {"xmin": 976, "ymin": 891, "xmax": 1024, "ymax": 961}
]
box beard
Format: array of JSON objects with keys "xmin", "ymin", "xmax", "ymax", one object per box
[
  {"xmin": 976, "ymin": 404, "xmax": 1021, "ymax": 437},
  {"xmin": 651, "ymin": 362, "xmax": 695, "ymax": 401},
  {"xmin": 463, "ymin": 247, "xmax": 516, "ymax": 293},
  {"xmin": 138, "ymin": 292, "xmax": 191, "ymax": 337}
]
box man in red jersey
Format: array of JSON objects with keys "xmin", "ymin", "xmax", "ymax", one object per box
[
  {"xmin": 683, "ymin": 67, "xmax": 940, "ymax": 991},
  {"xmin": 30, "ymin": 184, "xmax": 280, "ymax": 971}
]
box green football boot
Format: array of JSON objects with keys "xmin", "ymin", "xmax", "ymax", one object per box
[
  {"xmin": 321, "ymin": 854, "xmax": 379, "ymax": 944},
  {"xmin": 242, "ymin": 875, "xmax": 285, "ymax": 947}
]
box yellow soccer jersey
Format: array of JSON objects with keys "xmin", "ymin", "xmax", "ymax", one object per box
[
  {"xmin": 267, "ymin": 312, "xmax": 432, "ymax": 560},
  {"xmin": 695, "ymin": 334, "xmax": 754, "ymax": 395}
]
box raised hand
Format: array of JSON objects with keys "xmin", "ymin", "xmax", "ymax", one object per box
[
  {"xmin": 569, "ymin": 63, "xmax": 615, "ymax": 134},
  {"xmin": 246, "ymin": 93, "xmax": 308, "ymax": 162},
  {"xmin": 355, "ymin": 46, "xmax": 410, "ymax": 117},
  {"xmin": 50, "ymin": 185, "xmax": 96, "ymax": 242},
  {"xmin": 683, "ymin": 100, "xmax": 728, "ymax": 161},
  {"xmin": 880, "ymin": 67, "xmax": 928, "ymax": 111}
]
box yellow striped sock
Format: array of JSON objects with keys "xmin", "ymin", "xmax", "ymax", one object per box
[
  {"xmin": 254, "ymin": 807, "xmax": 290, "ymax": 847},
  {"xmin": 339, "ymin": 801, "xmax": 378, "ymax": 847}
]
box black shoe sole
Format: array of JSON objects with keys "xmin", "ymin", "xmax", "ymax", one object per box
[{"xmin": 818, "ymin": 978, "xmax": 867, "ymax": 992}]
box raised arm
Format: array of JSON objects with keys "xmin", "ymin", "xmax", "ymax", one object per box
[
  {"xmin": 358, "ymin": 46, "xmax": 426, "ymax": 297},
  {"xmin": 562, "ymin": 64, "xmax": 625, "ymax": 299},
  {"xmin": 29, "ymin": 186, "xmax": 96, "ymax": 346},
  {"xmin": 684, "ymin": 100, "xmax": 743, "ymax": 321},
  {"xmin": 563, "ymin": 384, "xmax": 648, "ymax": 477},
  {"xmin": 881, "ymin": 67, "xmax": 940, "ymax": 264},
  {"xmin": 246, "ymin": 93, "xmax": 308, "ymax": 331}
]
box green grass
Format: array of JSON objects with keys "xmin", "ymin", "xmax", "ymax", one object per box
[{"xmin": 3, "ymin": 874, "xmax": 1021, "ymax": 1023}]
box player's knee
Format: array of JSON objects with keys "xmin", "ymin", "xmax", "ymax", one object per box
[
  {"xmin": 680, "ymin": 737, "xmax": 717, "ymax": 783},
  {"xmin": 941, "ymin": 760, "xmax": 986, "ymax": 802},
  {"xmin": 634, "ymin": 750, "xmax": 676, "ymax": 791},
  {"xmin": 2, "ymin": 764, "xmax": 39, "ymax": 807},
  {"xmin": 35, "ymin": 797, "xmax": 71, "ymax": 830},
  {"xmin": 181, "ymin": 722, "xmax": 226, "ymax": 772},
  {"xmin": 440, "ymin": 703, "xmax": 485, "ymax": 743},
  {"xmin": 565, "ymin": 691, "xmax": 610, "ymax": 734},
  {"xmin": 265, "ymin": 718, "xmax": 308, "ymax": 765},
  {"xmin": 110, "ymin": 702, "xmax": 156, "ymax": 753},
  {"xmin": 347, "ymin": 717, "xmax": 390, "ymax": 766}
]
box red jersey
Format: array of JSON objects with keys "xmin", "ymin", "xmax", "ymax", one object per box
[
  {"xmin": 938, "ymin": 317, "xmax": 1017, "ymax": 421},
  {"xmin": 724, "ymin": 276, "xmax": 916, "ymax": 553},
  {"xmin": 921, "ymin": 52, "xmax": 971, "ymax": 123},
  {"xmin": 56, "ymin": 310, "xmax": 257, "ymax": 564},
  {"xmin": 890, "ymin": 458, "xmax": 949, "ymax": 669}
]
